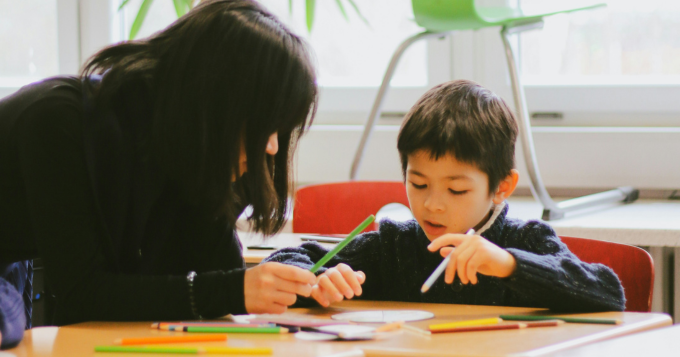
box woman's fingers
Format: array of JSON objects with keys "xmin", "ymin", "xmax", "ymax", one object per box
[
  {"xmin": 274, "ymin": 278, "xmax": 312, "ymax": 297},
  {"xmin": 271, "ymin": 263, "xmax": 316, "ymax": 285}
]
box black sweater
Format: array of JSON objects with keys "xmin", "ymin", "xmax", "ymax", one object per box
[
  {"xmin": 0, "ymin": 77, "xmax": 247, "ymax": 325},
  {"xmin": 265, "ymin": 205, "xmax": 626, "ymax": 312}
]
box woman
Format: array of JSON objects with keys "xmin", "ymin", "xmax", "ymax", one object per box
[{"xmin": 0, "ymin": 0, "xmax": 317, "ymax": 325}]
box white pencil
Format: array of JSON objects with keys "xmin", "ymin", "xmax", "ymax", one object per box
[{"xmin": 421, "ymin": 228, "xmax": 475, "ymax": 293}]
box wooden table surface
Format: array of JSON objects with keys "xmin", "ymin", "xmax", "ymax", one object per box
[
  {"xmin": 549, "ymin": 323, "xmax": 680, "ymax": 357},
  {"xmin": 239, "ymin": 232, "xmax": 330, "ymax": 264},
  {"xmin": 6, "ymin": 300, "xmax": 671, "ymax": 357}
]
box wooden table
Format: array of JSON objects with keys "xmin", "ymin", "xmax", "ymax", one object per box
[
  {"xmin": 549, "ymin": 324, "xmax": 680, "ymax": 357},
  {"xmin": 239, "ymin": 232, "xmax": 328, "ymax": 265},
  {"xmin": 7, "ymin": 301, "xmax": 671, "ymax": 357}
]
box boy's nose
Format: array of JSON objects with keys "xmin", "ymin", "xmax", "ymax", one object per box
[{"xmin": 423, "ymin": 193, "xmax": 445, "ymax": 212}]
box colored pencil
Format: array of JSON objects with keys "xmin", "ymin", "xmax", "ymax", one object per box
[
  {"xmin": 152, "ymin": 322, "xmax": 270, "ymax": 330},
  {"xmin": 374, "ymin": 321, "xmax": 404, "ymax": 333},
  {"xmin": 428, "ymin": 317, "xmax": 501, "ymax": 331},
  {"xmin": 177, "ymin": 326, "xmax": 289, "ymax": 334},
  {"xmin": 430, "ymin": 322, "xmax": 526, "ymax": 334},
  {"xmin": 114, "ymin": 335, "xmax": 227, "ymax": 345},
  {"xmin": 401, "ymin": 324, "xmax": 431, "ymax": 336},
  {"xmin": 500, "ymin": 314, "xmax": 622, "ymax": 325},
  {"xmin": 310, "ymin": 215, "xmax": 375, "ymax": 273},
  {"xmin": 95, "ymin": 346, "xmax": 273, "ymax": 355},
  {"xmin": 421, "ymin": 228, "xmax": 475, "ymax": 293}
]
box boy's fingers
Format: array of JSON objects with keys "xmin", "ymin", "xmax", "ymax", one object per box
[
  {"xmin": 440, "ymin": 247, "xmax": 454, "ymax": 257},
  {"xmin": 445, "ymin": 255, "xmax": 457, "ymax": 284},
  {"xmin": 337, "ymin": 264, "xmax": 362, "ymax": 296},
  {"xmin": 327, "ymin": 268, "xmax": 354, "ymax": 299},
  {"xmin": 356, "ymin": 271, "xmax": 366, "ymax": 284},
  {"xmin": 271, "ymin": 263, "xmax": 316, "ymax": 285},
  {"xmin": 427, "ymin": 234, "xmax": 467, "ymax": 251},
  {"xmin": 318, "ymin": 275, "xmax": 344, "ymax": 302},
  {"xmin": 467, "ymin": 254, "xmax": 482, "ymax": 285},
  {"xmin": 456, "ymin": 246, "xmax": 477, "ymax": 284},
  {"xmin": 311, "ymin": 285, "xmax": 329, "ymax": 307}
]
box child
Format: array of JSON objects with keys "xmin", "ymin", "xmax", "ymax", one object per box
[{"xmin": 266, "ymin": 80, "xmax": 625, "ymax": 312}]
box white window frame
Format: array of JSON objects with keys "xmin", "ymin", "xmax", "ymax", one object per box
[{"xmin": 0, "ymin": 0, "xmax": 113, "ymax": 99}]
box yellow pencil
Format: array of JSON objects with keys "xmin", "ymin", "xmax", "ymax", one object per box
[{"xmin": 429, "ymin": 317, "xmax": 501, "ymax": 331}]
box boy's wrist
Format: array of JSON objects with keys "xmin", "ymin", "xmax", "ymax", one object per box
[{"xmin": 497, "ymin": 251, "xmax": 517, "ymax": 278}]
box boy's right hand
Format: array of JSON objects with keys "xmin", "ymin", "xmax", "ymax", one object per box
[
  {"xmin": 244, "ymin": 262, "xmax": 316, "ymax": 314},
  {"xmin": 311, "ymin": 263, "xmax": 366, "ymax": 307}
]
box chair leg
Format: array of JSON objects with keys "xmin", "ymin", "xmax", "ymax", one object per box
[
  {"xmin": 350, "ymin": 30, "xmax": 454, "ymax": 180},
  {"xmin": 500, "ymin": 25, "xmax": 638, "ymax": 220}
]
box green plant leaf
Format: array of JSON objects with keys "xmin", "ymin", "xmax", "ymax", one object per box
[
  {"xmin": 129, "ymin": 0, "xmax": 155, "ymax": 40},
  {"xmin": 172, "ymin": 0, "xmax": 190, "ymax": 17},
  {"xmin": 305, "ymin": 0, "xmax": 316, "ymax": 32},
  {"xmin": 118, "ymin": 0, "xmax": 132, "ymax": 11},
  {"xmin": 335, "ymin": 0, "xmax": 349, "ymax": 22},
  {"xmin": 346, "ymin": 0, "xmax": 370, "ymax": 27}
]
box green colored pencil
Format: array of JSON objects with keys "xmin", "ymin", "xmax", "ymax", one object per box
[
  {"xmin": 95, "ymin": 346, "xmax": 273, "ymax": 354},
  {"xmin": 182, "ymin": 326, "xmax": 289, "ymax": 334},
  {"xmin": 500, "ymin": 314, "xmax": 622, "ymax": 325},
  {"xmin": 309, "ymin": 215, "xmax": 375, "ymax": 273}
]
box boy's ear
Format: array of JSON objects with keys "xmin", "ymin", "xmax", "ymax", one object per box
[{"xmin": 492, "ymin": 169, "xmax": 519, "ymax": 205}]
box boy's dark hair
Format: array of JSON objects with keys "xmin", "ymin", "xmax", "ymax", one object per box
[
  {"xmin": 397, "ymin": 80, "xmax": 518, "ymax": 194},
  {"xmin": 81, "ymin": 0, "xmax": 317, "ymax": 235}
]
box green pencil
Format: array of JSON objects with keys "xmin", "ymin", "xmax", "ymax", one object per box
[
  {"xmin": 500, "ymin": 314, "xmax": 622, "ymax": 325},
  {"xmin": 95, "ymin": 346, "xmax": 273, "ymax": 354},
  {"xmin": 309, "ymin": 215, "xmax": 375, "ymax": 273},
  {"xmin": 181, "ymin": 326, "xmax": 289, "ymax": 334}
]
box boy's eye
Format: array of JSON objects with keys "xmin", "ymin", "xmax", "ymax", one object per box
[
  {"xmin": 410, "ymin": 182, "xmax": 427, "ymax": 189},
  {"xmin": 449, "ymin": 189, "xmax": 468, "ymax": 195}
]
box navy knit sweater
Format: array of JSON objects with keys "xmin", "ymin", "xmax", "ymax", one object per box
[{"xmin": 265, "ymin": 204, "xmax": 625, "ymax": 312}]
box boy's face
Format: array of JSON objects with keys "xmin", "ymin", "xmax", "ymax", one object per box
[{"xmin": 405, "ymin": 150, "xmax": 495, "ymax": 242}]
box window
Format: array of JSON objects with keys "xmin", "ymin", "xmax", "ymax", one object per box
[
  {"xmin": 520, "ymin": 0, "xmax": 680, "ymax": 85},
  {"xmin": 0, "ymin": 0, "xmax": 59, "ymax": 87},
  {"xmin": 117, "ymin": 0, "xmax": 448, "ymax": 115}
]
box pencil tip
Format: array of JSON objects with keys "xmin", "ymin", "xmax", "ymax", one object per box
[
  {"xmin": 113, "ymin": 339, "xmax": 122, "ymax": 345},
  {"xmin": 420, "ymin": 285, "xmax": 429, "ymax": 293}
]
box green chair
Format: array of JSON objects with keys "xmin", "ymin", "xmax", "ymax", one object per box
[{"xmin": 350, "ymin": 0, "xmax": 639, "ymax": 220}]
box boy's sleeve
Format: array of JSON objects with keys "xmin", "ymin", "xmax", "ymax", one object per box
[
  {"xmin": 501, "ymin": 221, "xmax": 626, "ymax": 312},
  {"xmin": 0, "ymin": 277, "xmax": 25, "ymax": 349},
  {"xmin": 263, "ymin": 231, "xmax": 386, "ymax": 302}
]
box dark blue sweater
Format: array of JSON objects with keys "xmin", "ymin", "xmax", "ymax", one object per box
[{"xmin": 265, "ymin": 205, "xmax": 625, "ymax": 312}]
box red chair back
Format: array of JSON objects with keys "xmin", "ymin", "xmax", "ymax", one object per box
[
  {"xmin": 293, "ymin": 181, "xmax": 410, "ymax": 234},
  {"xmin": 560, "ymin": 236, "xmax": 654, "ymax": 312}
]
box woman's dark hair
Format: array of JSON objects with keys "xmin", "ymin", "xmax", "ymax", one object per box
[
  {"xmin": 81, "ymin": 0, "xmax": 317, "ymax": 234},
  {"xmin": 397, "ymin": 80, "xmax": 518, "ymax": 194}
]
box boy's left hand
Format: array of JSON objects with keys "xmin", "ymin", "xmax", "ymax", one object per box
[{"xmin": 427, "ymin": 233, "xmax": 517, "ymax": 285}]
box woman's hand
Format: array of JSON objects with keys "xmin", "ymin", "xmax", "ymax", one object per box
[
  {"xmin": 244, "ymin": 262, "xmax": 316, "ymax": 314},
  {"xmin": 427, "ymin": 233, "xmax": 517, "ymax": 285},
  {"xmin": 311, "ymin": 263, "xmax": 366, "ymax": 307}
]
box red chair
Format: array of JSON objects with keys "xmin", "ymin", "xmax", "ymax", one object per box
[
  {"xmin": 560, "ymin": 236, "xmax": 654, "ymax": 312},
  {"xmin": 293, "ymin": 181, "xmax": 410, "ymax": 235}
]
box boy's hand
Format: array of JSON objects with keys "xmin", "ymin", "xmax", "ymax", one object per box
[
  {"xmin": 427, "ymin": 233, "xmax": 517, "ymax": 285},
  {"xmin": 311, "ymin": 263, "xmax": 366, "ymax": 307}
]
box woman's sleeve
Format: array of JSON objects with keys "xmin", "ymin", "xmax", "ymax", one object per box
[
  {"xmin": 501, "ymin": 221, "xmax": 626, "ymax": 312},
  {"xmin": 18, "ymin": 98, "xmax": 245, "ymax": 324}
]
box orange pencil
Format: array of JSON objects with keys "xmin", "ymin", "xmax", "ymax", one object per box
[{"xmin": 114, "ymin": 334, "xmax": 228, "ymax": 345}]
